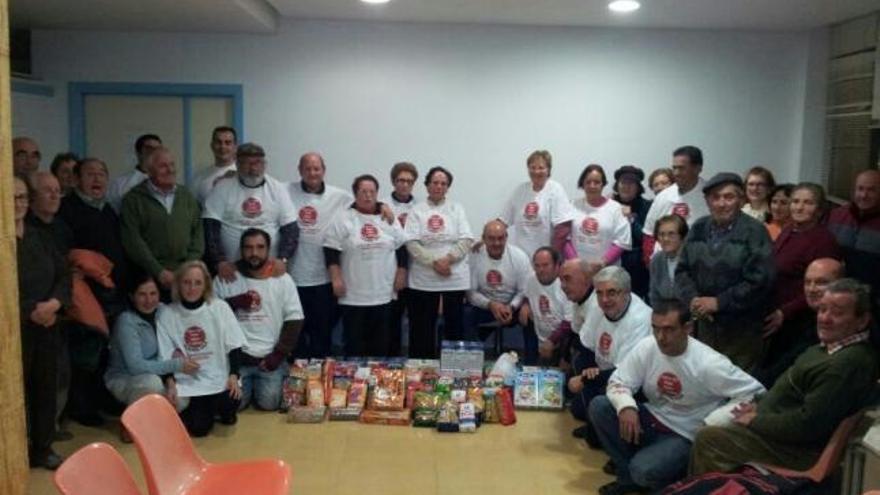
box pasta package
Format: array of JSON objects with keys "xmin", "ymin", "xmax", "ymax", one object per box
[{"xmin": 368, "ymin": 368, "xmax": 406, "ymax": 411}]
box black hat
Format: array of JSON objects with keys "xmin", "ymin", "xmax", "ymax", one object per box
[
  {"xmin": 614, "ymin": 165, "xmax": 644, "ymax": 183},
  {"xmin": 702, "ymin": 172, "xmax": 744, "ymax": 195}
]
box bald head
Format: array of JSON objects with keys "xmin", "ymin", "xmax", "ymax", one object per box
[
  {"xmin": 560, "ymin": 258, "xmax": 591, "ymax": 303},
  {"xmin": 299, "ymin": 152, "xmax": 326, "ymax": 191},
  {"xmin": 853, "ymin": 169, "xmax": 880, "ymax": 213},
  {"xmin": 13, "ymin": 137, "xmax": 41, "ymax": 175},
  {"xmin": 804, "ymin": 258, "xmax": 844, "ymax": 310},
  {"xmin": 28, "ymin": 171, "xmax": 61, "ymax": 220},
  {"xmin": 145, "ymin": 147, "xmax": 177, "ymax": 191},
  {"xmin": 482, "ymin": 220, "xmax": 508, "ymax": 259}
]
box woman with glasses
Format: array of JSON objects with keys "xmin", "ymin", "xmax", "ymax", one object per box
[{"xmin": 742, "ymin": 166, "xmax": 776, "ymax": 221}]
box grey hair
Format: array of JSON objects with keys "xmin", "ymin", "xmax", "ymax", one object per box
[
  {"xmin": 825, "ymin": 278, "xmax": 872, "ymax": 317},
  {"xmin": 593, "ymin": 266, "xmax": 631, "ymax": 293}
]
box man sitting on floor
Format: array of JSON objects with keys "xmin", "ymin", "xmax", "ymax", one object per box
[
  {"xmin": 213, "ymin": 228, "xmax": 304, "ymax": 411},
  {"xmin": 690, "ymin": 278, "xmax": 879, "ymax": 476},
  {"xmin": 589, "ymin": 298, "xmax": 764, "ymax": 495}
]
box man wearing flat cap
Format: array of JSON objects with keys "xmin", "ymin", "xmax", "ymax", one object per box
[
  {"xmin": 674, "ymin": 172, "xmax": 774, "ymax": 372},
  {"xmin": 203, "ymin": 142, "xmax": 299, "ymax": 282}
]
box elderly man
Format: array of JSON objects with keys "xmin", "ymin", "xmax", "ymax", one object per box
[
  {"xmin": 691, "ymin": 278, "xmax": 879, "ymax": 475},
  {"xmin": 676, "ymin": 172, "xmax": 774, "ymax": 372},
  {"xmin": 121, "ymin": 147, "xmax": 203, "ymax": 299},
  {"xmin": 13, "ymin": 136, "xmax": 42, "ymax": 175},
  {"xmin": 520, "ymin": 246, "xmax": 573, "ymax": 367},
  {"xmin": 194, "ymin": 126, "xmax": 238, "ymax": 204},
  {"xmin": 204, "ymin": 143, "xmax": 297, "ymax": 284},
  {"xmin": 108, "ymin": 134, "xmax": 162, "ymax": 212},
  {"xmin": 567, "ymin": 266, "xmax": 651, "ymax": 448},
  {"xmin": 756, "ymin": 258, "xmax": 843, "ymax": 387},
  {"xmin": 828, "ymin": 170, "xmax": 880, "ymax": 322},
  {"xmin": 590, "ymin": 298, "xmax": 765, "ymax": 495},
  {"xmin": 466, "ymin": 220, "xmax": 531, "ymax": 359},
  {"xmin": 641, "ymin": 146, "xmax": 709, "ymax": 261},
  {"xmin": 214, "ymin": 228, "xmax": 304, "ymax": 411},
  {"xmin": 286, "ymin": 152, "xmax": 352, "ymax": 357}
]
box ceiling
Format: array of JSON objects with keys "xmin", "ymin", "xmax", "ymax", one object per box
[{"xmin": 10, "ymin": 0, "xmax": 880, "ymax": 33}]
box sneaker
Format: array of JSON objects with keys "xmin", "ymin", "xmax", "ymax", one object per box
[
  {"xmin": 30, "ymin": 449, "xmax": 64, "ymax": 470},
  {"xmin": 571, "ymin": 425, "xmax": 591, "ymax": 438}
]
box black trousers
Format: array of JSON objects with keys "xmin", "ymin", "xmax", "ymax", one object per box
[
  {"xmin": 406, "ymin": 289, "xmax": 465, "ymax": 358},
  {"xmin": 21, "ymin": 322, "xmax": 61, "ymax": 456},
  {"xmin": 389, "ymin": 289, "xmax": 411, "ymax": 357},
  {"xmin": 296, "ymin": 283, "xmax": 339, "ymax": 358},
  {"xmin": 180, "ymin": 391, "xmax": 240, "ymax": 437},
  {"xmin": 342, "ymin": 303, "xmax": 393, "ymax": 357}
]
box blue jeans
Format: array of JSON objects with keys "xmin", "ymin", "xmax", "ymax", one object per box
[
  {"xmin": 238, "ymin": 365, "xmax": 286, "ymax": 411},
  {"xmin": 569, "ymin": 348, "xmax": 613, "ymax": 422},
  {"xmin": 588, "ymin": 395, "xmax": 691, "ymax": 489}
]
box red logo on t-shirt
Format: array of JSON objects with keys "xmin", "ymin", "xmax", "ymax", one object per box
[
  {"xmin": 598, "ymin": 332, "xmax": 613, "ymax": 356},
  {"xmin": 538, "ymin": 295, "xmax": 551, "ymax": 314},
  {"xmin": 657, "ymin": 372, "xmax": 683, "ymax": 399},
  {"xmin": 241, "ymin": 197, "xmax": 263, "ymax": 218},
  {"xmin": 183, "ymin": 326, "xmax": 207, "ymax": 352},
  {"xmin": 244, "ymin": 289, "xmax": 262, "ymax": 312},
  {"xmin": 486, "ymin": 270, "xmax": 503, "ymax": 287},
  {"xmin": 397, "ymin": 213, "xmax": 408, "ymax": 227},
  {"xmin": 360, "ymin": 223, "xmax": 379, "ymax": 241},
  {"xmin": 523, "ymin": 201, "xmax": 540, "ymax": 220},
  {"xmin": 672, "ymin": 203, "xmax": 690, "ymax": 218},
  {"xmin": 299, "ymin": 206, "xmax": 318, "ymax": 226},
  {"xmin": 581, "ymin": 217, "xmax": 599, "ymax": 235},
  {"xmin": 427, "ymin": 214, "xmax": 445, "ymax": 233}
]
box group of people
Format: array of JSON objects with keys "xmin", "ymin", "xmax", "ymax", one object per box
[{"xmin": 12, "ymin": 132, "xmax": 880, "ymax": 494}]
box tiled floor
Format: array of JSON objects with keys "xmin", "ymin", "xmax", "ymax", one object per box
[{"xmin": 28, "ymin": 408, "xmax": 613, "ymax": 494}]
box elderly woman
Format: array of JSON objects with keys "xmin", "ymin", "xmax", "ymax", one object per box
[
  {"xmin": 325, "ymin": 174, "xmax": 407, "ymax": 356},
  {"xmin": 570, "ymin": 164, "xmax": 631, "ymax": 270},
  {"xmin": 404, "ymin": 166, "xmax": 474, "ymax": 358},
  {"xmin": 648, "ymin": 214, "xmax": 689, "ymax": 306},
  {"xmin": 648, "ymin": 167, "xmax": 674, "ymax": 195},
  {"xmin": 765, "ymin": 183, "xmax": 793, "ymax": 241},
  {"xmin": 500, "ymin": 150, "xmax": 574, "ymax": 258},
  {"xmin": 105, "ymin": 273, "xmax": 199, "ymax": 408},
  {"xmin": 759, "ymin": 183, "xmax": 840, "ymax": 382},
  {"xmin": 16, "ymin": 174, "xmax": 71, "ymax": 469},
  {"xmin": 158, "ymin": 261, "xmax": 247, "ymax": 437},
  {"xmin": 612, "ymin": 165, "xmax": 651, "ymax": 299},
  {"xmin": 742, "ymin": 166, "xmax": 776, "ymax": 221}
]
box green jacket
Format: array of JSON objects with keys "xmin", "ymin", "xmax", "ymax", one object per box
[{"xmin": 121, "ymin": 181, "xmax": 204, "ymax": 277}]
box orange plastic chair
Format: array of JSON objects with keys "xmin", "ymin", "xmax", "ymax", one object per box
[
  {"xmin": 54, "ymin": 442, "xmax": 142, "ymax": 495},
  {"xmin": 121, "ymin": 394, "xmax": 291, "ymax": 495},
  {"xmin": 758, "ymin": 411, "xmax": 864, "ymax": 483}
]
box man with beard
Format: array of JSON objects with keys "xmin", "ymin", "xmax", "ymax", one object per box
[
  {"xmin": 213, "ymin": 228, "xmax": 304, "ymax": 411},
  {"xmin": 204, "ymin": 143, "xmax": 298, "ymax": 283}
]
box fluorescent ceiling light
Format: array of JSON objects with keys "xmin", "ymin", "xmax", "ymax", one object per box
[
  {"xmin": 361, "ymin": 0, "xmax": 390, "ymax": 4},
  {"xmin": 608, "ymin": 0, "xmax": 640, "ymax": 13}
]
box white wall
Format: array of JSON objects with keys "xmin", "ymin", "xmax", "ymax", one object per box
[{"xmin": 18, "ymin": 20, "xmax": 822, "ymax": 226}]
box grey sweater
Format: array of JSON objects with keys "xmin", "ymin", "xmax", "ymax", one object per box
[{"xmin": 105, "ymin": 308, "xmax": 182, "ymax": 381}]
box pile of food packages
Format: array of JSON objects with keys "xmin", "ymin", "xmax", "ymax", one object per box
[{"xmin": 281, "ymin": 343, "xmax": 565, "ymax": 432}]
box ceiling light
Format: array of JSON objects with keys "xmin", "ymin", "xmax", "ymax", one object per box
[
  {"xmin": 361, "ymin": 0, "xmax": 390, "ymax": 4},
  {"xmin": 608, "ymin": 0, "xmax": 640, "ymax": 13}
]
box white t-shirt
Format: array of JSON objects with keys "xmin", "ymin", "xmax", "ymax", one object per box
[
  {"xmin": 323, "ymin": 208, "xmax": 407, "ymax": 306},
  {"xmin": 156, "ymin": 300, "xmax": 247, "ymax": 398},
  {"xmin": 642, "ymin": 178, "xmax": 709, "ymax": 254},
  {"xmin": 467, "ymin": 244, "xmax": 532, "ymax": 309},
  {"xmin": 287, "ymin": 182, "xmax": 353, "ymax": 287},
  {"xmin": 213, "ymin": 272, "xmax": 304, "ymax": 358},
  {"xmin": 404, "ymin": 199, "xmax": 474, "ymax": 291},
  {"xmin": 108, "ymin": 168, "xmax": 147, "ymax": 212},
  {"xmin": 578, "ymin": 293, "xmax": 652, "ymax": 370},
  {"xmin": 383, "ymin": 195, "xmax": 417, "ymax": 229},
  {"xmin": 500, "ymin": 179, "xmax": 576, "ymax": 258},
  {"xmin": 193, "ymin": 163, "xmax": 236, "ymax": 204},
  {"xmin": 607, "ymin": 336, "xmax": 765, "ymax": 440},
  {"xmin": 524, "ymin": 275, "xmax": 573, "ymax": 342},
  {"xmin": 202, "ymin": 174, "xmax": 297, "ymax": 261},
  {"xmin": 570, "ymin": 197, "xmax": 632, "ymax": 264}
]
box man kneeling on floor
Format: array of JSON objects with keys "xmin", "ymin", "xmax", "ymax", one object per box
[
  {"xmin": 690, "ymin": 278, "xmax": 880, "ymax": 476},
  {"xmin": 214, "ymin": 228, "xmax": 304, "ymax": 410},
  {"xmin": 589, "ymin": 298, "xmax": 764, "ymax": 495}
]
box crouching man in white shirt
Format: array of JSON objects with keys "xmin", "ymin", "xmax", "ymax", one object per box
[
  {"xmin": 589, "ymin": 298, "xmax": 764, "ymax": 495},
  {"xmin": 213, "ymin": 228, "xmax": 304, "ymax": 411},
  {"xmin": 465, "ymin": 220, "xmax": 531, "ymax": 358}
]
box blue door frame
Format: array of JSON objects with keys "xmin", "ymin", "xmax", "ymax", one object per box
[{"xmin": 68, "ymin": 82, "xmax": 244, "ymax": 185}]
